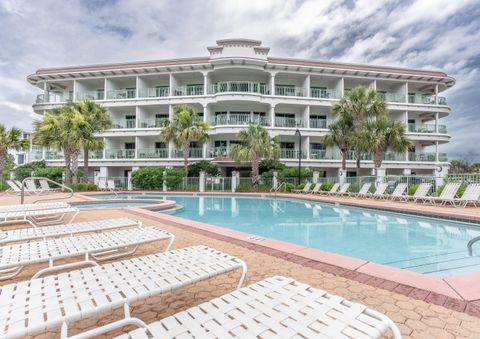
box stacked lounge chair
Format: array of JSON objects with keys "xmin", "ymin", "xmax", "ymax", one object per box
[
  {"xmin": 454, "ymin": 183, "xmax": 480, "ymax": 208},
  {"xmin": 0, "ymin": 203, "xmax": 79, "ymax": 227},
  {"xmin": 426, "ymin": 182, "xmax": 460, "ymax": 206}
]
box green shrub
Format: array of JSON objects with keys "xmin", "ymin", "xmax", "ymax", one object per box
[
  {"xmin": 164, "ymin": 168, "xmax": 185, "ymax": 190},
  {"xmin": 87, "ymin": 183, "xmax": 97, "ymax": 191},
  {"xmin": 285, "ymin": 183, "xmax": 295, "ymax": 192},
  {"xmin": 14, "ymin": 161, "xmax": 46, "ymax": 181},
  {"xmin": 296, "ymin": 183, "xmax": 305, "ymax": 190},
  {"xmin": 259, "ymin": 159, "xmax": 286, "ymax": 174},
  {"xmin": 0, "ymin": 182, "xmax": 7, "ymax": 191},
  {"xmin": 33, "ymin": 167, "xmax": 64, "ymax": 183},
  {"xmin": 408, "ymin": 184, "xmax": 419, "ymax": 196},
  {"xmin": 132, "ymin": 167, "xmax": 164, "ymax": 190},
  {"xmin": 188, "ymin": 161, "xmax": 219, "ymax": 176},
  {"xmin": 320, "ymin": 182, "xmax": 334, "ymax": 191},
  {"xmin": 66, "ymin": 182, "xmax": 95, "ymax": 192},
  {"xmin": 235, "ymin": 184, "xmax": 270, "ymax": 192}
]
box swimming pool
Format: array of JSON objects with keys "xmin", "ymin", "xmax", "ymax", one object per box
[{"xmin": 90, "ymin": 193, "xmax": 480, "ymax": 277}]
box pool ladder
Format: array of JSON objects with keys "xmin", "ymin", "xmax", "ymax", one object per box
[
  {"xmin": 467, "ymin": 236, "xmax": 480, "ymax": 256},
  {"xmin": 270, "ymin": 182, "xmax": 286, "ymax": 197}
]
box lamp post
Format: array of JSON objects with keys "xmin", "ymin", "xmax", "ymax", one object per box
[{"xmin": 295, "ymin": 128, "xmax": 302, "ymax": 185}]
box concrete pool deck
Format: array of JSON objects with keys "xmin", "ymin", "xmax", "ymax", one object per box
[{"xmin": 1, "ymin": 192, "xmax": 480, "ymax": 338}]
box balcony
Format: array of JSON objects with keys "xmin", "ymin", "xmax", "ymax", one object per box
[
  {"xmin": 275, "ymin": 116, "xmax": 303, "ymax": 128},
  {"xmin": 36, "ymin": 91, "xmax": 73, "ymax": 104},
  {"xmin": 275, "ymin": 85, "xmax": 307, "ymax": 97},
  {"xmin": 137, "ymin": 148, "xmax": 169, "ymax": 159},
  {"xmin": 408, "ymin": 123, "xmax": 447, "ymax": 134},
  {"xmin": 76, "ymin": 90, "xmax": 104, "ymax": 101},
  {"xmin": 207, "ymin": 147, "xmax": 230, "ymax": 158},
  {"xmin": 172, "ymin": 148, "xmax": 204, "ymax": 158},
  {"xmin": 310, "ymin": 88, "xmax": 339, "ymax": 99},
  {"xmin": 138, "ymin": 118, "xmax": 168, "ymax": 128},
  {"xmin": 377, "ymin": 92, "xmax": 405, "ymax": 103},
  {"xmin": 106, "ymin": 89, "xmax": 136, "ymax": 100},
  {"xmin": 213, "ymin": 114, "xmax": 268, "ymax": 126},
  {"xmin": 280, "ymin": 149, "xmax": 306, "ymax": 159},
  {"xmin": 172, "ymin": 85, "xmax": 204, "ymax": 96},
  {"xmin": 309, "ymin": 119, "xmax": 328, "ymax": 129},
  {"xmin": 208, "ymin": 81, "xmax": 269, "ymax": 95},
  {"xmin": 45, "ymin": 151, "xmax": 64, "ymax": 160},
  {"xmin": 138, "ymin": 87, "xmax": 170, "ymax": 98},
  {"xmin": 30, "ymin": 150, "xmax": 44, "ymax": 161},
  {"xmin": 408, "ymin": 152, "xmax": 447, "ymax": 162},
  {"xmin": 105, "ymin": 149, "xmax": 135, "ymax": 159},
  {"xmin": 383, "ymin": 152, "xmax": 406, "ymax": 161},
  {"xmin": 408, "ymin": 94, "xmax": 447, "ymax": 106},
  {"xmin": 111, "ymin": 118, "xmax": 136, "ymax": 129}
]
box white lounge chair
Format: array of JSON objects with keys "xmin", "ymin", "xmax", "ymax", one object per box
[
  {"xmin": 368, "ymin": 183, "xmax": 389, "ymax": 199},
  {"xmin": 0, "ymin": 206, "xmax": 79, "ymax": 228},
  {"xmin": 454, "ymin": 183, "xmax": 480, "ymax": 208},
  {"xmin": 117, "ymin": 276, "xmax": 401, "ymax": 339},
  {"xmin": 320, "ymin": 182, "xmax": 339, "ymax": 195},
  {"xmin": 427, "ymin": 182, "xmax": 461, "ymax": 206},
  {"xmin": 310, "ymin": 183, "xmax": 321, "ymax": 194},
  {"xmin": 335, "ymin": 183, "xmax": 351, "ymax": 196},
  {"xmin": 108, "ymin": 179, "xmax": 117, "ymax": 191},
  {"xmin": 0, "ymin": 202, "xmax": 70, "ymax": 213},
  {"xmin": 24, "ymin": 179, "xmax": 43, "ymax": 194},
  {"xmin": 387, "ymin": 183, "xmax": 408, "ymax": 201},
  {"xmin": 410, "ymin": 183, "xmax": 432, "ymax": 203},
  {"xmin": 98, "ymin": 179, "xmax": 107, "ymax": 191},
  {"xmin": 4, "ymin": 180, "xmax": 22, "ymax": 195},
  {"xmin": 0, "ymin": 217, "xmax": 140, "ymax": 244},
  {"xmin": 39, "ymin": 179, "xmax": 60, "ymax": 193},
  {"xmin": 292, "ymin": 182, "xmax": 312, "ymax": 194},
  {"xmin": 0, "ymin": 246, "xmax": 247, "ymax": 338},
  {"xmin": 0, "ymin": 226, "xmax": 174, "ymax": 280},
  {"xmin": 354, "ymin": 183, "xmax": 372, "ymax": 198}
]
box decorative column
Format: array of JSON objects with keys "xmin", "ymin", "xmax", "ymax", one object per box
[
  {"xmin": 338, "ymin": 168, "xmax": 346, "ymax": 185},
  {"xmin": 435, "ymin": 84, "xmax": 439, "ymax": 105},
  {"xmin": 231, "ymin": 171, "xmax": 238, "ymax": 192},
  {"xmin": 270, "ymin": 72, "xmax": 276, "ymax": 95},
  {"xmin": 273, "ymin": 171, "xmax": 278, "ymax": 189},
  {"xmin": 199, "ymin": 171, "xmax": 205, "ymax": 192},
  {"xmin": 435, "ymin": 112, "xmax": 439, "ymax": 133},
  {"xmin": 270, "ymin": 104, "xmax": 276, "ymax": 127},
  {"xmin": 435, "ymin": 141, "xmax": 439, "ymax": 162},
  {"xmin": 127, "ymin": 171, "xmax": 133, "ymax": 191},
  {"xmin": 313, "ymin": 171, "xmax": 319, "ymax": 184}
]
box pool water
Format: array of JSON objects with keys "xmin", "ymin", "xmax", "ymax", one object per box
[{"xmin": 91, "ymin": 193, "xmax": 480, "ymax": 277}]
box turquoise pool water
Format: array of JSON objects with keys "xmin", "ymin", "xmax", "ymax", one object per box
[
  {"xmin": 91, "ymin": 193, "xmax": 480, "ymax": 277},
  {"xmin": 72, "ymin": 200, "xmax": 159, "ymax": 209}
]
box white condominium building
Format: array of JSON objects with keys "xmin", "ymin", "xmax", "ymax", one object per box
[{"xmin": 27, "ymin": 39, "xmax": 454, "ymax": 179}]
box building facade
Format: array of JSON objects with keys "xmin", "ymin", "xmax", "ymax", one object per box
[{"xmin": 27, "ymin": 39, "xmax": 454, "ymax": 180}]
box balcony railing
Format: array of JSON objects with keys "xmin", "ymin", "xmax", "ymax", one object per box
[
  {"xmin": 106, "ymin": 89, "xmax": 136, "ymax": 100},
  {"xmin": 76, "ymin": 91, "xmax": 104, "ymax": 101},
  {"xmin": 111, "ymin": 118, "xmax": 136, "ymax": 129},
  {"xmin": 408, "ymin": 152, "xmax": 447, "ymax": 162},
  {"xmin": 377, "ymin": 92, "xmax": 405, "ymax": 103},
  {"xmin": 280, "ymin": 149, "xmax": 306, "ymax": 159},
  {"xmin": 208, "ymin": 81, "xmax": 269, "ymax": 95},
  {"xmin": 213, "ymin": 114, "xmax": 268, "ymax": 126},
  {"xmin": 408, "ymin": 94, "xmax": 447, "ymax": 106},
  {"xmin": 310, "ymin": 88, "xmax": 339, "ymax": 99},
  {"xmin": 79, "ymin": 150, "xmax": 104, "ymax": 159},
  {"xmin": 172, "ymin": 148, "xmax": 204, "ymax": 158},
  {"xmin": 36, "ymin": 91, "xmax": 73, "ymax": 104},
  {"xmin": 383, "ymin": 152, "xmax": 406, "ymax": 161},
  {"xmin": 309, "ymin": 119, "xmax": 328, "ymax": 129},
  {"xmin": 137, "ymin": 148, "xmax": 169, "ymax": 159},
  {"xmin": 30, "ymin": 151, "xmax": 44, "ymax": 161},
  {"xmin": 275, "ymin": 85, "xmax": 307, "ymax": 97},
  {"xmin": 408, "ymin": 123, "xmax": 447, "ymax": 134},
  {"xmin": 138, "ymin": 87, "xmax": 170, "ymax": 98},
  {"xmin": 275, "ymin": 117, "xmax": 303, "ymax": 128},
  {"xmin": 207, "ymin": 147, "xmax": 231, "ymax": 158},
  {"xmin": 45, "ymin": 151, "xmax": 64, "ymax": 160},
  {"xmin": 172, "ymin": 85, "xmax": 204, "ymax": 96},
  {"xmin": 138, "ymin": 118, "xmax": 168, "ymax": 128},
  {"xmin": 105, "ymin": 149, "xmax": 136, "ymax": 159}
]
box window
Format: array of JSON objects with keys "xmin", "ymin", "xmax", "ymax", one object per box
[
  {"xmin": 281, "ymin": 142, "xmax": 294, "ymax": 149},
  {"xmin": 155, "ymin": 142, "xmax": 167, "ymax": 149},
  {"xmin": 347, "ymin": 171, "xmax": 357, "ymax": 177},
  {"xmin": 155, "ymin": 86, "xmax": 169, "ymax": 97},
  {"xmin": 126, "ymin": 87, "xmax": 136, "ymax": 98},
  {"xmin": 310, "ymin": 115, "xmax": 327, "ymax": 128},
  {"xmin": 96, "ymin": 89, "xmax": 104, "ymax": 100},
  {"xmin": 310, "ymin": 143, "xmax": 325, "ymax": 150},
  {"xmin": 125, "ymin": 115, "xmax": 136, "ymax": 128},
  {"xmin": 214, "ymin": 140, "xmax": 227, "ymax": 147},
  {"xmin": 17, "ymin": 154, "xmax": 25, "ymax": 165},
  {"xmin": 125, "ymin": 142, "xmax": 135, "ymax": 149}
]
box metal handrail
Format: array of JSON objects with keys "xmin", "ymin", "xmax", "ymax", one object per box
[
  {"xmin": 270, "ymin": 182, "xmax": 286, "ymax": 196},
  {"xmin": 467, "ymin": 235, "xmax": 480, "ymax": 256},
  {"xmin": 20, "ymin": 177, "xmax": 74, "ymax": 204}
]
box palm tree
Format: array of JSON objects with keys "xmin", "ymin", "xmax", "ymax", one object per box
[
  {"xmin": 161, "ymin": 105, "xmax": 210, "ymax": 174},
  {"xmin": 0, "ymin": 125, "xmax": 29, "ymax": 179},
  {"xmin": 333, "ymin": 86, "xmax": 387, "ymax": 168},
  {"xmin": 230, "ymin": 124, "xmax": 280, "ymax": 185},
  {"xmin": 358, "ymin": 118, "xmax": 411, "ymax": 175},
  {"xmin": 34, "ymin": 103, "xmax": 87, "ymax": 183},
  {"xmin": 75, "ymin": 100, "xmax": 111, "ymax": 182},
  {"xmin": 323, "ymin": 118, "xmax": 354, "ymax": 171}
]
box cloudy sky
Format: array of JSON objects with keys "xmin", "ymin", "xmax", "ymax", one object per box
[{"xmin": 0, "ymin": 0, "xmax": 479, "ymax": 160}]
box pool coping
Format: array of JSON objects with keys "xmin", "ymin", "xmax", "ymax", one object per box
[
  {"xmin": 79, "ymin": 191, "xmax": 480, "ymax": 316},
  {"xmin": 70, "ymin": 198, "xmax": 178, "ymax": 212}
]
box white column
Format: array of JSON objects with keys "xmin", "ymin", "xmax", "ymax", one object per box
[
  {"xmin": 404, "ymin": 82, "xmax": 409, "ymax": 103},
  {"xmin": 73, "ymin": 80, "xmax": 77, "ymax": 101},
  {"xmin": 270, "ymin": 73, "xmax": 276, "ymax": 95},
  {"xmin": 313, "ymin": 171, "xmax": 319, "ymax": 184},
  {"xmin": 402, "ymin": 168, "xmax": 411, "ymax": 175},
  {"xmin": 376, "ymin": 168, "xmax": 386, "ymax": 186},
  {"xmin": 273, "ymin": 171, "xmax": 278, "ymax": 189},
  {"xmin": 338, "ymin": 168, "xmax": 346, "ymax": 185},
  {"xmin": 100, "ymin": 166, "xmax": 108, "ymax": 182},
  {"xmin": 435, "ymin": 84, "xmax": 439, "ymax": 105},
  {"xmin": 199, "ymin": 171, "xmax": 206, "ymax": 192},
  {"xmin": 435, "ymin": 112, "xmax": 439, "ymax": 133},
  {"xmin": 371, "ymin": 80, "xmax": 377, "ymax": 91},
  {"xmin": 163, "ymin": 170, "xmax": 167, "ymax": 192},
  {"xmin": 203, "ymin": 72, "xmax": 209, "ymax": 95},
  {"xmin": 435, "ymin": 141, "xmax": 439, "ymax": 162},
  {"xmin": 203, "ymin": 104, "xmax": 208, "ymax": 123},
  {"xmin": 134, "ymin": 136, "xmax": 139, "ymax": 159},
  {"xmin": 103, "ymin": 78, "xmax": 108, "ymax": 100},
  {"xmin": 270, "ymin": 104, "xmax": 276, "ymax": 127},
  {"xmin": 231, "ymin": 171, "xmax": 237, "ymax": 192},
  {"xmin": 135, "ymin": 75, "xmax": 139, "ymax": 98},
  {"xmin": 127, "ymin": 171, "xmax": 133, "ymax": 191},
  {"xmin": 305, "ymin": 74, "xmax": 310, "ymax": 97}
]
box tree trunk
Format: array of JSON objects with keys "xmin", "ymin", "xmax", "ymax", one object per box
[
  {"xmin": 374, "ymin": 151, "xmax": 383, "ymax": 176},
  {"xmin": 341, "ymin": 149, "xmax": 347, "ymax": 171},
  {"xmin": 64, "ymin": 152, "xmax": 71, "ymax": 184},
  {"xmin": 83, "ymin": 147, "xmax": 89, "ymax": 183},
  {"xmin": 251, "ymin": 156, "xmax": 260, "ymax": 186},
  {"xmin": 182, "ymin": 143, "xmax": 190, "ymax": 175},
  {"xmin": 355, "ymin": 148, "xmax": 361, "ymax": 169},
  {"xmin": 69, "ymin": 150, "xmax": 80, "ymax": 184},
  {"xmin": 0, "ymin": 152, "xmax": 6, "ymax": 181}
]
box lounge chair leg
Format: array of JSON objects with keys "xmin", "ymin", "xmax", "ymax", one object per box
[
  {"xmin": 32, "ymin": 257, "xmax": 99, "ymax": 279},
  {"xmin": 236, "ymin": 259, "xmax": 248, "ymax": 290},
  {"xmin": 0, "ymin": 265, "xmax": 24, "ymax": 281},
  {"xmin": 62, "ymin": 303, "xmax": 149, "ymax": 339},
  {"xmin": 91, "ymin": 244, "xmax": 140, "ymax": 261}
]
